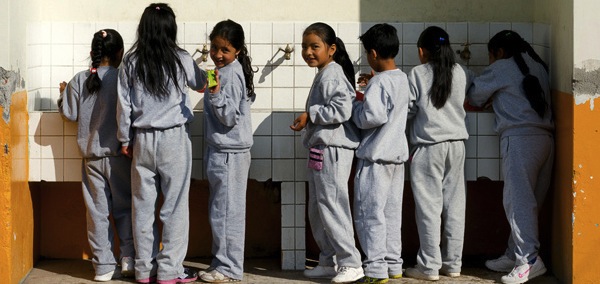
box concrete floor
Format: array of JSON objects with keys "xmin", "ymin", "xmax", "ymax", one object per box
[{"xmin": 23, "ymin": 258, "xmax": 560, "ymax": 284}]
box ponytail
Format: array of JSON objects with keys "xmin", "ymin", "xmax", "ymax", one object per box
[
  {"xmin": 85, "ymin": 29, "xmax": 124, "ymax": 94},
  {"xmin": 237, "ymin": 45, "xmax": 256, "ymax": 98},
  {"xmin": 417, "ymin": 26, "xmax": 455, "ymax": 109},
  {"xmin": 333, "ymin": 37, "xmax": 356, "ymax": 90}
]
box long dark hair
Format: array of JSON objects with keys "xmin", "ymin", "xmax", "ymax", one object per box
[
  {"xmin": 126, "ymin": 3, "xmax": 186, "ymax": 98},
  {"xmin": 417, "ymin": 26, "xmax": 455, "ymax": 109},
  {"xmin": 209, "ymin": 19, "xmax": 257, "ymax": 98},
  {"xmin": 488, "ymin": 30, "xmax": 549, "ymax": 117},
  {"xmin": 303, "ymin": 22, "xmax": 356, "ymax": 90},
  {"xmin": 85, "ymin": 29, "xmax": 123, "ymax": 94}
]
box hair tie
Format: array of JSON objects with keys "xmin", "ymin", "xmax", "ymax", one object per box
[
  {"xmin": 439, "ymin": 37, "xmax": 445, "ymax": 43},
  {"xmin": 90, "ymin": 68, "xmax": 97, "ymax": 74},
  {"xmin": 155, "ymin": 6, "xmax": 160, "ymax": 10},
  {"xmin": 101, "ymin": 30, "xmax": 107, "ymax": 38}
]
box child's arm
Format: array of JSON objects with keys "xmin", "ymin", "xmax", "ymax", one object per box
[
  {"xmin": 467, "ymin": 66, "xmax": 501, "ymax": 107},
  {"xmin": 206, "ymin": 70, "xmax": 243, "ymax": 127},
  {"xmin": 352, "ymin": 82, "xmax": 389, "ymax": 129},
  {"xmin": 58, "ymin": 79, "xmax": 79, "ymax": 122},
  {"xmin": 184, "ymin": 52, "xmax": 208, "ymax": 91},
  {"xmin": 116, "ymin": 63, "xmax": 134, "ymax": 153},
  {"xmin": 290, "ymin": 112, "xmax": 308, "ymax": 131},
  {"xmin": 308, "ymin": 80, "xmax": 353, "ymax": 125},
  {"xmin": 407, "ymin": 71, "xmax": 419, "ymax": 120}
]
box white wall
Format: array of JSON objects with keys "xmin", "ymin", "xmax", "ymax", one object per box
[{"xmin": 0, "ymin": 0, "xmax": 10, "ymax": 67}]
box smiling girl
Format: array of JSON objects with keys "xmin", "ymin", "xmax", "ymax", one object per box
[{"xmin": 290, "ymin": 22, "xmax": 363, "ymax": 284}]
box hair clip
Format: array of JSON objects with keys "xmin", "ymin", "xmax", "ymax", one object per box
[
  {"xmin": 439, "ymin": 37, "xmax": 445, "ymax": 42},
  {"xmin": 90, "ymin": 68, "xmax": 98, "ymax": 74},
  {"xmin": 101, "ymin": 30, "xmax": 107, "ymax": 38}
]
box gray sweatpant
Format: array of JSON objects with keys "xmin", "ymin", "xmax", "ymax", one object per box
[
  {"xmin": 410, "ymin": 141, "xmax": 466, "ymax": 275},
  {"xmin": 307, "ymin": 146, "xmax": 362, "ymax": 268},
  {"xmin": 131, "ymin": 125, "xmax": 192, "ymax": 281},
  {"xmin": 82, "ymin": 155, "xmax": 134, "ymax": 276},
  {"xmin": 205, "ymin": 146, "xmax": 251, "ymax": 280},
  {"xmin": 500, "ymin": 134, "xmax": 553, "ymax": 266},
  {"xmin": 354, "ymin": 159, "xmax": 404, "ymax": 278}
]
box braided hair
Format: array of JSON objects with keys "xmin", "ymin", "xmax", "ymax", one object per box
[{"xmin": 85, "ymin": 29, "xmax": 123, "ymax": 94}]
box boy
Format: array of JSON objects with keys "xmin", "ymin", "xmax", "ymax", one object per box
[{"xmin": 352, "ymin": 23, "xmax": 410, "ymax": 284}]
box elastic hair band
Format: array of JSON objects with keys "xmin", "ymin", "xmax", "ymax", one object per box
[
  {"xmin": 101, "ymin": 30, "xmax": 107, "ymax": 38},
  {"xmin": 439, "ymin": 37, "xmax": 445, "ymax": 42},
  {"xmin": 155, "ymin": 6, "xmax": 160, "ymax": 10},
  {"xmin": 90, "ymin": 68, "xmax": 98, "ymax": 74}
]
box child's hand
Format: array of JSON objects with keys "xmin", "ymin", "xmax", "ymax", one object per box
[
  {"xmin": 290, "ymin": 112, "xmax": 308, "ymax": 131},
  {"xmin": 357, "ymin": 70, "xmax": 375, "ymax": 88},
  {"xmin": 208, "ymin": 69, "xmax": 220, "ymax": 94},
  {"xmin": 121, "ymin": 145, "xmax": 133, "ymax": 158},
  {"xmin": 355, "ymin": 90, "xmax": 364, "ymax": 101},
  {"xmin": 59, "ymin": 81, "xmax": 67, "ymax": 93}
]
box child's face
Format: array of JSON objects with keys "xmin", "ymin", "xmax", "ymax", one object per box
[
  {"xmin": 301, "ymin": 33, "xmax": 335, "ymax": 69},
  {"xmin": 210, "ymin": 36, "xmax": 239, "ymax": 68}
]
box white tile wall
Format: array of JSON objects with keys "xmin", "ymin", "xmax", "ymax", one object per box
[{"xmin": 27, "ymin": 20, "xmax": 549, "ymax": 270}]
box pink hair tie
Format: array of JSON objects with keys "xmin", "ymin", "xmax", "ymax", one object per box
[
  {"xmin": 155, "ymin": 6, "xmax": 160, "ymax": 10},
  {"xmin": 90, "ymin": 68, "xmax": 98, "ymax": 74},
  {"xmin": 101, "ymin": 30, "xmax": 107, "ymax": 38}
]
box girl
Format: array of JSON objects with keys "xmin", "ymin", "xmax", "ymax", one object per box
[
  {"xmin": 290, "ymin": 22, "xmax": 364, "ymax": 284},
  {"xmin": 467, "ymin": 30, "xmax": 553, "ymax": 284},
  {"xmin": 59, "ymin": 28, "xmax": 134, "ymax": 282},
  {"xmin": 116, "ymin": 3, "xmax": 206, "ymax": 284},
  {"xmin": 404, "ymin": 26, "xmax": 473, "ymax": 281},
  {"xmin": 199, "ymin": 19, "xmax": 256, "ymax": 283}
]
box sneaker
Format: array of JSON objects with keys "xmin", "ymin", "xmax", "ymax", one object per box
[
  {"xmin": 331, "ymin": 266, "xmax": 364, "ymax": 283},
  {"xmin": 440, "ymin": 269, "xmax": 460, "ymax": 278},
  {"xmin": 303, "ymin": 265, "xmax": 337, "ymax": 279},
  {"xmin": 500, "ymin": 257, "xmax": 547, "ymax": 284},
  {"xmin": 200, "ymin": 270, "xmax": 241, "ymax": 283},
  {"xmin": 121, "ymin": 256, "xmax": 135, "ymax": 277},
  {"xmin": 356, "ymin": 276, "xmax": 389, "ymax": 283},
  {"xmin": 94, "ymin": 268, "xmax": 122, "ymax": 282},
  {"xmin": 157, "ymin": 268, "xmax": 198, "ymax": 284},
  {"xmin": 404, "ymin": 267, "xmax": 440, "ymax": 281},
  {"xmin": 198, "ymin": 266, "xmax": 216, "ymax": 277},
  {"xmin": 389, "ymin": 273, "xmax": 402, "ymax": 279},
  {"xmin": 486, "ymin": 255, "xmax": 515, "ymax": 273}
]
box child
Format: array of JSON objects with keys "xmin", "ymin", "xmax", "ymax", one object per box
[
  {"xmin": 467, "ymin": 30, "xmax": 553, "ymax": 284},
  {"xmin": 351, "ymin": 23, "xmax": 410, "ymax": 284},
  {"xmin": 58, "ymin": 28, "xmax": 134, "ymax": 282},
  {"xmin": 116, "ymin": 3, "xmax": 206, "ymax": 284},
  {"xmin": 290, "ymin": 22, "xmax": 364, "ymax": 284},
  {"xmin": 404, "ymin": 26, "xmax": 473, "ymax": 281},
  {"xmin": 199, "ymin": 19, "xmax": 256, "ymax": 283}
]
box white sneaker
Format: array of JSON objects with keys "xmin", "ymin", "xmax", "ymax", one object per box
[
  {"xmin": 120, "ymin": 256, "xmax": 135, "ymax": 277},
  {"xmin": 440, "ymin": 268, "xmax": 460, "ymax": 278},
  {"xmin": 501, "ymin": 257, "xmax": 547, "ymax": 284},
  {"xmin": 486, "ymin": 255, "xmax": 515, "ymax": 273},
  {"xmin": 94, "ymin": 268, "xmax": 121, "ymax": 282},
  {"xmin": 405, "ymin": 267, "xmax": 440, "ymax": 281},
  {"xmin": 303, "ymin": 265, "xmax": 337, "ymax": 279},
  {"xmin": 331, "ymin": 266, "xmax": 364, "ymax": 283}
]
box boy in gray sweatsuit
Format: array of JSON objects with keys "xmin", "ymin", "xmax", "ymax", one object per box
[{"xmin": 352, "ymin": 24, "xmax": 410, "ymax": 283}]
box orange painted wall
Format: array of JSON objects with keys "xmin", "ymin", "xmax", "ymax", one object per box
[
  {"xmin": 0, "ymin": 91, "xmax": 33, "ymax": 284},
  {"xmin": 572, "ymin": 97, "xmax": 600, "ymax": 283}
]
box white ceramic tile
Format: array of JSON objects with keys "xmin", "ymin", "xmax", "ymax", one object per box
[
  {"xmin": 49, "ymin": 91, "xmax": 61, "ymax": 111},
  {"xmin": 38, "ymin": 89, "xmax": 54, "ymax": 111},
  {"xmin": 41, "ymin": 158, "xmax": 63, "ymax": 182},
  {"xmin": 465, "ymin": 158, "xmax": 477, "ymax": 181},
  {"xmin": 295, "ymin": 250, "xmax": 306, "ymax": 270},
  {"xmin": 40, "ymin": 112, "xmax": 64, "ymax": 136},
  {"xmin": 293, "ymin": 43, "xmax": 305, "ymax": 64},
  {"xmin": 294, "ymin": 22, "xmax": 311, "ymax": 42},
  {"xmin": 184, "ymin": 22, "xmax": 208, "ymax": 45},
  {"xmin": 295, "ymin": 159, "xmax": 307, "ymax": 181},
  {"xmin": 273, "ymin": 159, "xmax": 295, "ymax": 181},
  {"xmin": 477, "ymin": 135, "xmax": 500, "ymax": 158},
  {"xmin": 251, "ymin": 112, "xmax": 272, "ymax": 135},
  {"xmin": 468, "ymin": 22, "xmax": 490, "ymax": 44},
  {"xmin": 394, "ymin": 45, "xmax": 403, "ymax": 66},
  {"xmin": 63, "ymin": 136, "xmax": 81, "ymax": 159},
  {"xmin": 63, "ymin": 120, "xmax": 78, "ymax": 136},
  {"xmin": 533, "ymin": 45, "xmax": 550, "ymax": 67},
  {"xmin": 271, "ymin": 44, "xmax": 295, "ymax": 66},
  {"xmin": 29, "ymin": 158, "xmax": 41, "ymax": 182},
  {"xmin": 281, "ymin": 182, "xmax": 295, "ymax": 204},
  {"xmin": 251, "ymin": 136, "xmax": 272, "ymax": 159},
  {"xmin": 273, "ymin": 22, "xmax": 295, "ymax": 44},
  {"xmin": 294, "ymin": 88, "xmax": 310, "ymax": 110},
  {"xmin": 295, "ymin": 182, "xmax": 306, "ymax": 204},
  {"xmin": 468, "ymin": 44, "xmax": 490, "ymax": 66},
  {"xmin": 251, "ymin": 44, "xmax": 275, "ymax": 69},
  {"xmin": 389, "ymin": 23, "xmax": 403, "ymax": 43},
  {"xmin": 253, "ymin": 87, "xmax": 272, "ymax": 109},
  {"xmin": 95, "ymin": 22, "xmax": 118, "ymax": 33},
  {"xmin": 117, "ymin": 22, "xmax": 137, "ymax": 45},
  {"xmin": 465, "ymin": 112, "xmax": 477, "ymax": 135},
  {"xmin": 51, "ymin": 66, "xmax": 75, "ymax": 88},
  {"xmin": 282, "ymin": 205, "xmax": 295, "ymax": 227},
  {"xmin": 272, "ymin": 66, "xmax": 294, "ymax": 88},
  {"xmin": 282, "ymin": 227, "xmax": 295, "ymax": 250},
  {"xmin": 295, "ymin": 228, "xmax": 305, "ymax": 249},
  {"xmin": 477, "ymin": 158, "xmax": 500, "ymax": 180},
  {"xmin": 281, "ymin": 250, "xmax": 295, "ymax": 270},
  {"xmin": 29, "ymin": 138, "xmax": 41, "ymax": 159},
  {"xmin": 533, "ymin": 23, "xmax": 550, "ymax": 47},
  {"xmin": 403, "ymin": 23, "xmax": 424, "ymax": 44},
  {"xmin": 28, "ymin": 22, "xmax": 52, "ymax": 45},
  {"xmin": 402, "ymin": 44, "xmax": 420, "ymax": 66},
  {"xmin": 465, "ymin": 136, "xmax": 477, "ymax": 158},
  {"xmin": 490, "ymin": 23, "xmax": 512, "ymax": 38},
  {"xmin": 239, "ymin": 22, "xmax": 252, "ymax": 42},
  {"xmin": 189, "ymin": 115, "xmax": 203, "ymax": 136},
  {"xmin": 191, "ymin": 159, "xmax": 203, "ymax": 180},
  {"xmin": 294, "ymin": 135, "xmax": 306, "ymax": 158},
  {"xmin": 477, "ymin": 112, "xmax": 496, "ymax": 135},
  {"xmin": 51, "ymin": 45, "xmax": 74, "ymax": 66},
  {"xmin": 256, "ymin": 66, "xmax": 273, "ymax": 90},
  {"xmin": 27, "ymin": 45, "xmax": 42, "ymax": 68},
  {"xmin": 293, "ymin": 66, "xmax": 314, "ymax": 88},
  {"xmin": 445, "ymin": 23, "xmax": 468, "ymax": 46},
  {"xmin": 73, "ymin": 22, "xmax": 96, "ymax": 45},
  {"xmin": 345, "ymin": 43, "xmax": 361, "ymax": 67},
  {"xmin": 27, "ymin": 67, "xmax": 42, "ymax": 92},
  {"xmin": 272, "ymin": 88, "xmax": 295, "ymax": 110},
  {"xmin": 63, "ymin": 159, "xmax": 82, "ymax": 181},
  {"xmin": 425, "ymin": 22, "xmax": 446, "ymax": 30},
  {"xmin": 250, "ymin": 22, "xmax": 272, "ymax": 44},
  {"xmin": 273, "ymin": 136, "xmax": 295, "ymax": 158},
  {"xmin": 51, "ymin": 23, "xmax": 73, "ymax": 44},
  {"xmin": 511, "ymin": 22, "xmax": 533, "ymax": 43},
  {"xmin": 272, "ymin": 112, "xmax": 294, "ymax": 135},
  {"xmin": 40, "ymin": 136, "xmax": 64, "ymax": 159},
  {"xmin": 73, "ymin": 45, "xmax": 91, "ymax": 67},
  {"xmin": 249, "ymin": 159, "xmax": 271, "ymax": 181},
  {"xmin": 295, "ymin": 204, "xmax": 305, "ymax": 226},
  {"xmin": 337, "ymin": 22, "xmax": 361, "ymax": 44}
]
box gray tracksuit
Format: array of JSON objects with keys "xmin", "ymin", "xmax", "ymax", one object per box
[
  {"xmin": 203, "ymin": 59, "xmax": 253, "ymax": 280},
  {"xmin": 59, "ymin": 66, "xmax": 134, "ymax": 276},
  {"xmin": 407, "ymin": 63, "xmax": 473, "ymax": 276},
  {"xmin": 117, "ymin": 50, "xmax": 206, "ymax": 281},
  {"xmin": 352, "ymin": 69, "xmax": 409, "ymax": 278},
  {"xmin": 303, "ymin": 61, "xmax": 362, "ymax": 268},
  {"xmin": 468, "ymin": 53, "xmax": 554, "ymax": 266}
]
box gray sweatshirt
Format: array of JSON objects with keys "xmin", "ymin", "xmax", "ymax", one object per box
[
  {"xmin": 408, "ymin": 63, "xmax": 472, "ymax": 145},
  {"xmin": 204, "ymin": 59, "xmax": 254, "ymax": 152},
  {"xmin": 303, "ymin": 61, "xmax": 360, "ymax": 149},
  {"xmin": 467, "ymin": 53, "xmax": 553, "ymax": 136},
  {"xmin": 352, "ymin": 69, "xmax": 409, "ymax": 164},
  {"xmin": 59, "ymin": 66, "xmax": 121, "ymax": 158},
  {"xmin": 117, "ymin": 50, "xmax": 206, "ymax": 146}
]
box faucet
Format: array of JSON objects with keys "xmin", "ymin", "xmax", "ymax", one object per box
[
  {"xmin": 193, "ymin": 44, "xmax": 210, "ymax": 62},
  {"xmin": 278, "ymin": 44, "xmax": 294, "ymax": 60},
  {"xmin": 457, "ymin": 43, "xmax": 471, "ymax": 61}
]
